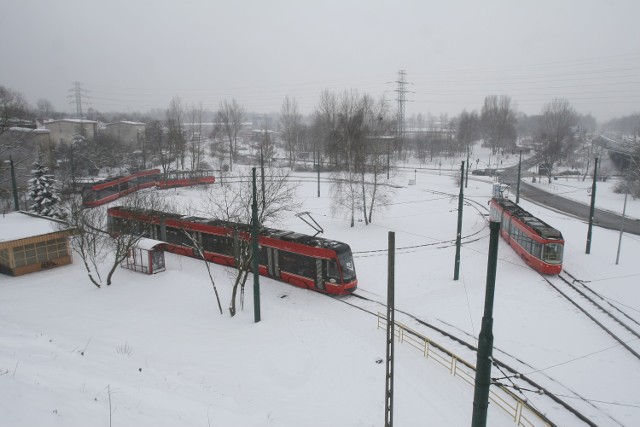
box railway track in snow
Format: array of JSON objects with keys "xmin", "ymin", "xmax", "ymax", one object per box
[
  {"xmin": 330, "ymin": 290, "xmax": 600, "ymax": 427},
  {"xmin": 542, "ymin": 270, "xmax": 640, "ymax": 363}
]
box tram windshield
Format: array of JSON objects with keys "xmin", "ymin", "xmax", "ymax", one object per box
[
  {"xmin": 338, "ymin": 250, "xmax": 356, "ymax": 282},
  {"xmin": 543, "ymin": 243, "xmax": 563, "ymax": 264}
]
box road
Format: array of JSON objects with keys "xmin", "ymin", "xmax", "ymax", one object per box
[{"xmin": 499, "ymin": 161, "xmax": 640, "ymax": 236}]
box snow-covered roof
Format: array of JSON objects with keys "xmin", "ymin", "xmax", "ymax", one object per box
[
  {"xmin": 0, "ymin": 212, "xmax": 69, "ymax": 243},
  {"xmin": 106, "ymin": 121, "xmax": 146, "ymax": 126},
  {"xmin": 44, "ymin": 119, "xmax": 98, "ymax": 125},
  {"xmin": 8, "ymin": 127, "xmax": 50, "ymax": 134},
  {"xmin": 135, "ymin": 238, "xmax": 165, "ymax": 251}
]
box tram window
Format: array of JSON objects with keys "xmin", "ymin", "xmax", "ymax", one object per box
[
  {"xmin": 280, "ymin": 251, "xmax": 314, "ymax": 278},
  {"xmin": 165, "ymin": 227, "xmax": 193, "ymax": 246},
  {"xmin": 531, "ymin": 241, "xmax": 542, "ymax": 258},
  {"xmin": 326, "ymin": 259, "xmax": 340, "ymax": 281},
  {"xmin": 543, "ymin": 243, "xmax": 563, "ymax": 264},
  {"xmin": 201, "ymin": 233, "xmax": 232, "ymax": 255}
]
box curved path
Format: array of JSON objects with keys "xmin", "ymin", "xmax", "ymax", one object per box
[{"xmin": 499, "ymin": 162, "xmax": 640, "ymax": 236}]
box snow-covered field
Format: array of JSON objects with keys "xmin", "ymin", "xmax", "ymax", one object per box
[{"xmin": 2, "ymin": 145, "xmax": 640, "ymax": 426}]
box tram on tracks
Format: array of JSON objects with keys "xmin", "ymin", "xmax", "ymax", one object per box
[
  {"xmin": 489, "ymin": 185, "xmax": 563, "ymax": 274},
  {"xmin": 107, "ymin": 206, "xmax": 358, "ymax": 295},
  {"xmin": 81, "ymin": 169, "xmax": 215, "ymax": 207}
]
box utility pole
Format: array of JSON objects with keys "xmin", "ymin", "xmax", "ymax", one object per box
[
  {"xmin": 67, "ymin": 81, "xmax": 89, "ymax": 119},
  {"xmin": 390, "ymin": 70, "xmax": 412, "ymax": 179},
  {"xmin": 515, "ymin": 151, "xmax": 522, "ymax": 204},
  {"xmin": 8, "ymin": 156, "xmax": 20, "ymax": 210},
  {"xmin": 465, "ymin": 145, "xmax": 470, "ymax": 188},
  {"xmin": 471, "ymin": 220, "xmax": 501, "ymax": 427},
  {"xmin": 384, "ymin": 231, "xmax": 395, "ymax": 427},
  {"xmin": 316, "ymin": 138, "xmax": 320, "ymax": 197},
  {"xmin": 260, "ymin": 147, "xmax": 265, "ymax": 211},
  {"xmin": 586, "ymin": 157, "xmax": 598, "ymax": 254},
  {"xmin": 616, "ymin": 177, "xmax": 629, "ymax": 265},
  {"xmin": 454, "ymin": 161, "xmax": 465, "ymax": 280},
  {"xmin": 251, "ymin": 168, "xmax": 261, "ymax": 323}
]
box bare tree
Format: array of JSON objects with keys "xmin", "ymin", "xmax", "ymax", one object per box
[
  {"xmin": 64, "ymin": 191, "xmax": 171, "ymax": 288},
  {"xmin": 166, "ymin": 96, "xmax": 185, "ymax": 170},
  {"xmin": 361, "ymin": 96, "xmax": 395, "ymax": 224},
  {"xmin": 480, "ymin": 95, "xmax": 517, "ymax": 154},
  {"xmin": 209, "ymin": 122, "xmax": 228, "ymax": 174},
  {"xmin": 146, "ymin": 120, "xmax": 172, "ymax": 174},
  {"xmin": 64, "ymin": 198, "xmax": 106, "ymax": 288},
  {"xmin": 538, "ymin": 99, "xmax": 578, "ymax": 182},
  {"xmin": 217, "ymin": 99, "xmax": 245, "ymax": 172},
  {"xmin": 201, "ymin": 167, "xmax": 301, "ymax": 316},
  {"xmin": 280, "ymin": 95, "xmax": 302, "ymax": 169},
  {"xmin": 313, "ymin": 89, "xmax": 340, "ymax": 166},
  {"xmin": 457, "ymin": 110, "xmax": 480, "ymax": 155},
  {"xmin": 187, "ymin": 103, "xmax": 206, "ymax": 170},
  {"xmin": 35, "ymin": 99, "xmax": 56, "ymax": 120},
  {"xmin": 1, "ymin": 85, "xmax": 29, "ymax": 140}
]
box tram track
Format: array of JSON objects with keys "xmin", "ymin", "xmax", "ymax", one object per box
[
  {"xmin": 330, "ymin": 290, "xmax": 601, "ymax": 427},
  {"xmin": 542, "ymin": 270, "xmax": 640, "ymax": 362}
]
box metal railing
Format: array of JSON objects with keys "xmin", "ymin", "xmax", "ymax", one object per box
[{"xmin": 377, "ymin": 313, "xmax": 553, "ymax": 427}]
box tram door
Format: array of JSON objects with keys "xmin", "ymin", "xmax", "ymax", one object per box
[
  {"xmin": 266, "ymin": 248, "xmax": 279, "ymax": 277},
  {"xmin": 315, "ymin": 258, "xmax": 324, "ymax": 291}
]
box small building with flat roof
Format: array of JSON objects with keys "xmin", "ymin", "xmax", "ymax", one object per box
[{"xmin": 0, "ymin": 211, "xmax": 74, "ymax": 277}]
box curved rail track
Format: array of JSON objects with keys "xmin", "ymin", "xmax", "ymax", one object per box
[
  {"xmin": 542, "ymin": 270, "xmax": 640, "ymax": 362},
  {"xmin": 330, "ymin": 291, "xmax": 600, "ymax": 427}
]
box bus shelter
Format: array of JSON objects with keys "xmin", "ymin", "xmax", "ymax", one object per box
[{"xmin": 121, "ymin": 238, "xmax": 165, "ymax": 275}]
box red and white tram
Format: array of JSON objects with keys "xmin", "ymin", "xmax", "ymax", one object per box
[
  {"xmin": 489, "ymin": 195, "xmax": 563, "ymax": 275},
  {"xmin": 82, "ymin": 169, "xmax": 215, "ymax": 207},
  {"xmin": 107, "ymin": 206, "xmax": 358, "ymax": 295}
]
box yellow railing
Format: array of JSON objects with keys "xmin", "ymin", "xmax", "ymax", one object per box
[{"xmin": 377, "ymin": 313, "xmax": 552, "ymax": 427}]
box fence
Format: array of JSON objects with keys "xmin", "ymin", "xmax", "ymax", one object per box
[{"xmin": 377, "ymin": 313, "xmax": 554, "ymax": 427}]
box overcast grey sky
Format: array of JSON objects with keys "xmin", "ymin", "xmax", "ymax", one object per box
[{"xmin": 2, "ymin": 0, "xmax": 640, "ymax": 121}]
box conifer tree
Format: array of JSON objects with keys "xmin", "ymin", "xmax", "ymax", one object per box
[{"xmin": 27, "ymin": 160, "xmax": 63, "ymax": 218}]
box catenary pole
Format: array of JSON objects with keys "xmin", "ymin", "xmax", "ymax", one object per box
[
  {"xmin": 454, "ymin": 161, "xmax": 465, "ymax": 280},
  {"xmin": 384, "ymin": 231, "xmax": 395, "ymax": 427},
  {"xmin": 515, "ymin": 151, "xmax": 522, "ymax": 204},
  {"xmin": 616, "ymin": 179, "xmax": 629, "ymax": 265},
  {"xmin": 251, "ymin": 168, "xmax": 261, "ymax": 323},
  {"xmin": 471, "ymin": 220, "xmax": 500, "ymax": 427},
  {"xmin": 586, "ymin": 157, "xmax": 598, "ymax": 254}
]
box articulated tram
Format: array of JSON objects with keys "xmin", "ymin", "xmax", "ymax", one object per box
[
  {"xmin": 107, "ymin": 206, "xmax": 358, "ymax": 295},
  {"xmin": 82, "ymin": 169, "xmax": 215, "ymax": 207},
  {"xmin": 489, "ymin": 187, "xmax": 563, "ymax": 274}
]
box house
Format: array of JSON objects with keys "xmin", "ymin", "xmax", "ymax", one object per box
[
  {"xmin": 43, "ymin": 119, "xmax": 98, "ymax": 146},
  {"xmin": 104, "ymin": 121, "xmax": 146, "ymax": 149},
  {"xmin": 0, "ymin": 211, "xmax": 74, "ymax": 276}
]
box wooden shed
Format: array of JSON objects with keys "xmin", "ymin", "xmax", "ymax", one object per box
[{"xmin": 0, "ymin": 212, "xmax": 74, "ymax": 277}]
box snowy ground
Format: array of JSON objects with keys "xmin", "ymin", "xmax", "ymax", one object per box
[{"xmin": 1, "ymin": 144, "xmax": 640, "ymax": 426}]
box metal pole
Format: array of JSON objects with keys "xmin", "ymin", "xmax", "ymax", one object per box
[
  {"xmin": 9, "ymin": 156, "xmax": 20, "ymax": 211},
  {"xmin": 616, "ymin": 182, "xmax": 628, "ymax": 265},
  {"xmin": 384, "ymin": 231, "xmax": 395, "ymax": 427},
  {"xmin": 317, "ymin": 142, "xmax": 321, "ymax": 198},
  {"xmin": 471, "ymin": 220, "xmax": 501, "ymax": 427},
  {"xmin": 260, "ymin": 147, "xmax": 266, "ymax": 211},
  {"xmin": 252, "ymin": 168, "xmax": 261, "ymax": 323},
  {"xmin": 454, "ymin": 161, "xmax": 465, "ymax": 280},
  {"xmin": 515, "ymin": 151, "xmax": 522, "ymax": 204},
  {"xmin": 386, "ymin": 139, "xmax": 390, "ymax": 180},
  {"xmin": 465, "ymin": 145, "xmax": 470, "ymax": 188},
  {"xmin": 586, "ymin": 157, "xmax": 598, "ymax": 254}
]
